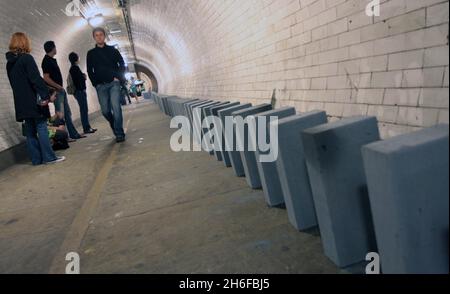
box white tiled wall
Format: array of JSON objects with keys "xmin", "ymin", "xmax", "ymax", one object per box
[
  {"xmin": 131, "ymin": 0, "xmax": 449, "ymax": 139},
  {"xmin": 1, "ymin": 0, "xmax": 449, "ymax": 153}
]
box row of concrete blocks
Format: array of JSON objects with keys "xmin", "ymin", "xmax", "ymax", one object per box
[
  {"xmin": 153, "ymin": 94, "xmax": 449, "ymax": 274},
  {"xmin": 143, "ymin": 91, "xmax": 157, "ymax": 101}
]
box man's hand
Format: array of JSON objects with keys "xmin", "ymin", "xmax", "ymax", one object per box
[{"xmin": 43, "ymin": 74, "xmax": 65, "ymax": 92}]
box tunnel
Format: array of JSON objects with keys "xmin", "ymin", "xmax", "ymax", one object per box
[
  {"xmin": 134, "ymin": 63, "xmax": 159, "ymax": 93},
  {"xmin": 0, "ymin": 0, "xmax": 449, "ymax": 279}
]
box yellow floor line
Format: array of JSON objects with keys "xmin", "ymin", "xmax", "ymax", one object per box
[{"xmin": 48, "ymin": 111, "xmax": 133, "ymax": 274}]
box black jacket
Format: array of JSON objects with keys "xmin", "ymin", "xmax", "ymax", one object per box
[
  {"xmin": 6, "ymin": 52, "xmax": 51, "ymax": 122},
  {"xmin": 69, "ymin": 64, "xmax": 86, "ymax": 91},
  {"xmin": 86, "ymin": 44, "xmax": 125, "ymax": 87}
]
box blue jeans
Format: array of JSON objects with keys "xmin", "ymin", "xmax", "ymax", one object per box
[
  {"xmin": 24, "ymin": 117, "xmax": 57, "ymax": 165},
  {"xmin": 55, "ymin": 90, "xmax": 81, "ymax": 139},
  {"xmin": 96, "ymin": 81, "xmax": 125, "ymax": 138},
  {"xmin": 74, "ymin": 90, "xmax": 92, "ymax": 133}
]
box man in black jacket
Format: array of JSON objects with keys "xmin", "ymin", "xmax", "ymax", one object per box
[
  {"xmin": 42, "ymin": 41, "xmax": 84, "ymax": 141},
  {"xmin": 87, "ymin": 27, "xmax": 126, "ymax": 143}
]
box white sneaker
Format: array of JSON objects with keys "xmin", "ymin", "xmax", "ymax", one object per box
[{"xmin": 46, "ymin": 156, "xmax": 66, "ymax": 165}]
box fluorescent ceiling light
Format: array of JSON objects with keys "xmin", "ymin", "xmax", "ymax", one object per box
[
  {"xmin": 88, "ymin": 15, "xmax": 104, "ymax": 27},
  {"xmin": 84, "ymin": 7, "xmax": 101, "ymax": 18}
]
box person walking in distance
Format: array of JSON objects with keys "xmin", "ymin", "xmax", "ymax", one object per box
[
  {"xmin": 42, "ymin": 41, "xmax": 85, "ymax": 141},
  {"xmin": 6, "ymin": 32, "xmax": 65, "ymax": 165},
  {"xmin": 87, "ymin": 27, "xmax": 126, "ymax": 143}
]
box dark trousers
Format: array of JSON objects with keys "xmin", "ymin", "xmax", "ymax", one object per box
[
  {"xmin": 55, "ymin": 90, "xmax": 81, "ymax": 139},
  {"xmin": 74, "ymin": 89, "xmax": 92, "ymax": 132}
]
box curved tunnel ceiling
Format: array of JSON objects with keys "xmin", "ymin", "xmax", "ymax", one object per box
[
  {"xmin": 129, "ymin": 0, "xmax": 207, "ymax": 92},
  {"xmin": 127, "ymin": 0, "xmax": 275, "ymax": 95},
  {"xmin": 2, "ymin": 0, "xmax": 264, "ymax": 95}
]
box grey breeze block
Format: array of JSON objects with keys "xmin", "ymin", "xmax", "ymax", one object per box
[
  {"xmin": 172, "ymin": 98, "xmax": 196, "ymax": 117},
  {"xmin": 184, "ymin": 99, "xmax": 204, "ymax": 121},
  {"xmin": 232, "ymin": 104, "xmax": 273, "ymax": 189},
  {"xmin": 210, "ymin": 102, "xmax": 241, "ymax": 163},
  {"xmin": 217, "ymin": 104, "xmax": 253, "ymax": 177},
  {"xmin": 188, "ymin": 100, "xmax": 210, "ymax": 127},
  {"xmin": 274, "ymin": 110, "xmax": 328, "ymax": 231},
  {"xmin": 362, "ymin": 124, "xmax": 449, "ymax": 274},
  {"xmin": 301, "ymin": 116, "xmax": 380, "ymax": 268},
  {"xmin": 202, "ymin": 102, "xmax": 230, "ymax": 155},
  {"xmin": 176, "ymin": 98, "xmax": 196, "ymax": 117},
  {"xmin": 192, "ymin": 101, "xmax": 219, "ymax": 144},
  {"xmin": 253, "ymin": 107, "xmax": 296, "ymax": 207},
  {"xmin": 187, "ymin": 100, "xmax": 210, "ymax": 145}
]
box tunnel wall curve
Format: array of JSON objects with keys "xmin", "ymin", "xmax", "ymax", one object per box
[
  {"xmin": 0, "ymin": 0, "xmax": 448, "ymax": 154},
  {"xmin": 130, "ymin": 0, "xmax": 449, "ymax": 139}
]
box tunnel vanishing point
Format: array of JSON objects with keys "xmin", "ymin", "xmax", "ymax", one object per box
[{"xmin": 0, "ymin": 0, "xmax": 449, "ymax": 280}]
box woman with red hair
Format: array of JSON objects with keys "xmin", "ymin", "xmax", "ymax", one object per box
[{"xmin": 6, "ymin": 32, "xmax": 65, "ymax": 165}]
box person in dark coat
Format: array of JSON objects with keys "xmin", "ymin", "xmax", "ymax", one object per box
[
  {"xmin": 5, "ymin": 32, "xmax": 65, "ymax": 165},
  {"xmin": 87, "ymin": 27, "xmax": 126, "ymax": 143},
  {"xmin": 68, "ymin": 52, "xmax": 96, "ymax": 134}
]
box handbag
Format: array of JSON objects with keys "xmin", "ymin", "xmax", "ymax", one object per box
[{"xmin": 66, "ymin": 73, "xmax": 76, "ymax": 95}]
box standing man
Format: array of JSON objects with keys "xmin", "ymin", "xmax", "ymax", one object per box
[
  {"xmin": 42, "ymin": 41, "xmax": 84, "ymax": 141},
  {"xmin": 87, "ymin": 27, "xmax": 126, "ymax": 143}
]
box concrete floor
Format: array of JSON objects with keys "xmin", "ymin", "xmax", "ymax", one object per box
[{"xmin": 0, "ymin": 101, "xmax": 341, "ymax": 274}]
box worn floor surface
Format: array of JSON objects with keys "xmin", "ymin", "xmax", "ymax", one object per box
[{"xmin": 0, "ymin": 101, "xmax": 341, "ymax": 274}]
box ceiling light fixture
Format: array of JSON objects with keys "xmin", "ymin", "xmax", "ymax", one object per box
[
  {"xmin": 88, "ymin": 14, "xmax": 104, "ymax": 27},
  {"xmin": 109, "ymin": 29, "xmax": 123, "ymax": 34}
]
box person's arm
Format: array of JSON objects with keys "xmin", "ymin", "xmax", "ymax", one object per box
[
  {"xmin": 114, "ymin": 48, "xmax": 126, "ymax": 82},
  {"xmin": 24, "ymin": 55, "xmax": 51, "ymax": 101},
  {"xmin": 86, "ymin": 51, "xmax": 97, "ymax": 87},
  {"xmin": 43, "ymin": 74, "xmax": 64, "ymax": 91}
]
